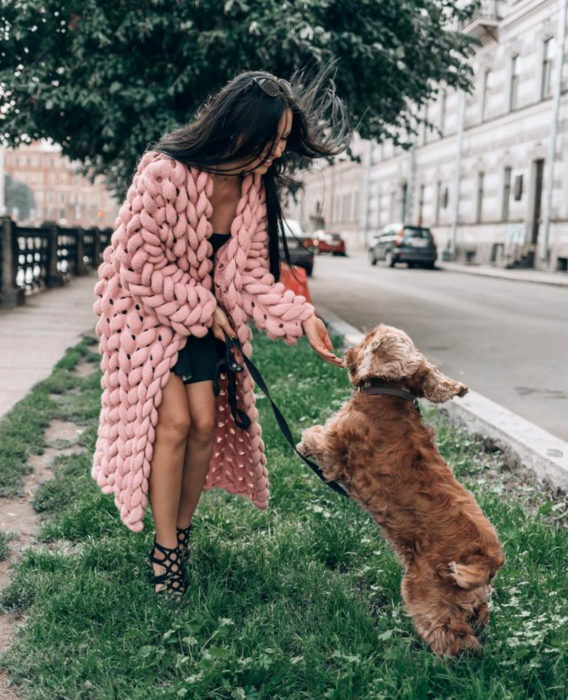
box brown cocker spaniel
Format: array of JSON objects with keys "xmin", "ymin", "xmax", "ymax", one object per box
[{"xmin": 296, "ymin": 324, "xmax": 505, "ymax": 657}]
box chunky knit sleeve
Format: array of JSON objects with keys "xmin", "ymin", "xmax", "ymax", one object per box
[
  {"xmin": 111, "ymin": 152, "xmax": 217, "ymax": 338},
  {"xmin": 240, "ymin": 200, "xmax": 316, "ymax": 345}
]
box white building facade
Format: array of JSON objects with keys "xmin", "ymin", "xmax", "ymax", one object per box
[{"xmin": 287, "ymin": 0, "xmax": 568, "ymax": 272}]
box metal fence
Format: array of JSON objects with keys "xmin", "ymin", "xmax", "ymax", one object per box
[{"xmin": 0, "ymin": 217, "xmax": 112, "ymax": 307}]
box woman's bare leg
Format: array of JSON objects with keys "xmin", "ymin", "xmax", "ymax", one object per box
[
  {"xmin": 148, "ymin": 371, "xmax": 191, "ymax": 591},
  {"xmin": 177, "ymin": 380, "xmax": 217, "ymax": 529}
]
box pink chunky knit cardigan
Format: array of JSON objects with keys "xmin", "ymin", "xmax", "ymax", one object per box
[{"xmin": 92, "ymin": 150, "xmax": 316, "ymax": 532}]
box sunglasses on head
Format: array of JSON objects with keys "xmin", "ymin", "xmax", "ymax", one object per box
[{"xmin": 247, "ymin": 76, "xmax": 293, "ymax": 99}]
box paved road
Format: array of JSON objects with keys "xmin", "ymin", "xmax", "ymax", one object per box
[{"xmin": 308, "ymin": 251, "xmax": 568, "ymax": 442}]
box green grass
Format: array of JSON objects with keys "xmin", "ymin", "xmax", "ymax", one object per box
[{"xmin": 0, "ymin": 329, "xmax": 567, "ymax": 699}]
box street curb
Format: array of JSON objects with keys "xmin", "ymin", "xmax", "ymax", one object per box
[
  {"xmin": 317, "ymin": 304, "xmax": 568, "ymax": 494},
  {"xmin": 435, "ymin": 262, "xmax": 568, "ymax": 288}
]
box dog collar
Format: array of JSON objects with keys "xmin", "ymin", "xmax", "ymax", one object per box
[{"xmin": 354, "ymin": 379, "xmax": 421, "ymax": 415}]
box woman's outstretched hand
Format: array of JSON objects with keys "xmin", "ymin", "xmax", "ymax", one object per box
[
  {"xmin": 212, "ymin": 305, "xmax": 237, "ymax": 342},
  {"xmin": 301, "ymin": 316, "xmax": 344, "ymax": 367}
]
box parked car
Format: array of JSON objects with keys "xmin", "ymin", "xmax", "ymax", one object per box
[
  {"xmin": 368, "ymin": 223, "xmax": 437, "ymax": 268},
  {"xmin": 279, "ymin": 218, "xmax": 315, "ymax": 276},
  {"xmin": 313, "ymin": 230, "xmax": 347, "ymax": 256}
]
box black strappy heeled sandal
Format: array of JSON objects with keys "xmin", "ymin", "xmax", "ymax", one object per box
[
  {"xmin": 176, "ymin": 523, "xmax": 193, "ymax": 565},
  {"xmin": 149, "ymin": 536, "xmax": 187, "ymax": 597}
]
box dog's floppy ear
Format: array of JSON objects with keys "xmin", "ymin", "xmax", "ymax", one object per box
[
  {"xmin": 344, "ymin": 347, "xmax": 357, "ymax": 373},
  {"xmin": 414, "ymin": 361, "xmax": 468, "ymax": 403},
  {"xmin": 437, "ymin": 551, "xmax": 505, "ymax": 590},
  {"xmin": 344, "ymin": 346, "xmax": 362, "ymax": 385}
]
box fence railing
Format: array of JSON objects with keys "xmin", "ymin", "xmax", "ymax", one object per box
[{"xmin": 0, "ymin": 217, "xmax": 113, "ymax": 308}]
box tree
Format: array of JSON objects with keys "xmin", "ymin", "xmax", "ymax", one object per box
[
  {"xmin": 0, "ymin": 0, "xmax": 479, "ymax": 200},
  {"xmin": 4, "ymin": 174, "xmax": 36, "ymax": 220}
]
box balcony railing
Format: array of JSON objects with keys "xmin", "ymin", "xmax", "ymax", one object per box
[{"xmin": 462, "ymin": 1, "xmax": 502, "ymax": 39}]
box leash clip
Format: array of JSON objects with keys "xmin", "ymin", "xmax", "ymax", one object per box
[{"xmin": 214, "ymin": 330, "xmax": 250, "ymax": 430}]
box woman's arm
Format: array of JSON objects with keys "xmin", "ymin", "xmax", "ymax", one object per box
[
  {"xmin": 240, "ymin": 203, "xmax": 316, "ymax": 345},
  {"xmin": 109, "ymin": 152, "xmax": 218, "ymax": 337}
]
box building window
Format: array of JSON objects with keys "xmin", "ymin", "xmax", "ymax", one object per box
[
  {"xmin": 509, "ymin": 55, "xmax": 520, "ymax": 111},
  {"xmin": 353, "ymin": 191, "xmax": 359, "ymax": 222},
  {"xmin": 439, "ymin": 89, "xmax": 447, "ymax": 136},
  {"xmin": 422, "ymin": 102, "xmax": 429, "ymax": 145},
  {"xmin": 389, "ymin": 191, "xmax": 396, "ymax": 221},
  {"xmin": 514, "ymin": 174, "xmax": 524, "ymax": 201},
  {"xmin": 541, "ymin": 37, "xmax": 555, "ymax": 100},
  {"xmin": 481, "ymin": 69, "xmax": 491, "ymax": 121},
  {"xmin": 435, "ymin": 181, "xmax": 442, "ymax": 223},
  {"xmin": 502, "ymin": 167, "xmax": 512, "ymax": 220},
  {"xmin": 476, "ymin": 172, "xmax": 485, "ymax": 223}
]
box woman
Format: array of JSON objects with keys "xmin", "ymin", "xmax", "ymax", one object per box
[{"xmin": 92, "ymin": 61, "xmax": 353, "ymax": 596}]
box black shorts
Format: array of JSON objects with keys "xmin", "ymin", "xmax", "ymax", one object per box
[{"xmin": 171, "ymin": 329, "xmax": 227, "ymax": 384}]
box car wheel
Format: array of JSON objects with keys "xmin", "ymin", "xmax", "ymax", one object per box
[
  {"xmin": 407, "ymin": 262, "xmax": 415, "ymax": 269},
  {"xmin": 385, "ymin": 251, "xmax": 395, "ymax": 268},
  {"xmin": 423, "ymin": 261, "xmax": 436, "ymax": 269},
  {"xmin": 368, "ymin": 250, "xmax": 377, "ymax": 266},
  {"xmin": 305, "ymin": 264, "xmax": 313, "ymax": 277}
]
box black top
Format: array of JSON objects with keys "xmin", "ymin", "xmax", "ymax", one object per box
[
  {"xmin": 208, "ymin": 232, "xmax": 231, "ymax": 280},
  {"xmin": 209, "ymin": 232, "xmax": 231, "ymax": 257}
]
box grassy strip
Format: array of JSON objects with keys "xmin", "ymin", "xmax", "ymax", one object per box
[{"xmin": 0, "ymin": 329, "xmax": 566, "ymax": 699}]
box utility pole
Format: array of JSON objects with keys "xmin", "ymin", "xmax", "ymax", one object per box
[
  {"xmin": 362, "ymin": 139, "xmax": 373, "ymax": 247},
  {"xmin": 0, "ymin": 147, "xmax": 6, "ymax": 217},
  {"xmin": 449, "ymin": 90, "xmax": 466, "ymax": 259},
  {"xmin": 404, "ymin": 142, "xmax": 416, "ymax": 225},
  {"xmin": 541, "ymin": 0, "xmax": 567, "ymax": 266}
]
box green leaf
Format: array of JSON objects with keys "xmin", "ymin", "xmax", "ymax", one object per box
[{"xmin": 208, "ymin": 645, "xmax": 232, "ymax": 659}]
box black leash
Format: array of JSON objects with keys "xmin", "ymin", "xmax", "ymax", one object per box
[{"xmin": 214, "ymin": 330, "xmax": 350, "ymax": 499}]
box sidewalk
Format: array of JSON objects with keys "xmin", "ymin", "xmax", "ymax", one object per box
[
  {"xmin": 348, "ymin": 247, "xmax": 568, "ymax": 286},
  {"xmin": 435, "ymin": 261, "xmax": 568, "ymax": 287},
  {"xmin": 0, "ymin": 272, "xmax": 98, "ymax": 421}
]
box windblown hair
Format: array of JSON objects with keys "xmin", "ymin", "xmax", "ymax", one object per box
[{"xmin": 149, "ymin": 58, "xmax": 353, "ymax": 281}]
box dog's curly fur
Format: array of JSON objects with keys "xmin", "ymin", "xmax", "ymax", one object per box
[{"xmin": 296, "ymin": 324, "xmax": 505, "ymax": 658}]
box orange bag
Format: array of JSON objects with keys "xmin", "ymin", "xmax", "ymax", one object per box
[{"xmin": 279, "ymin": 263, "xmax": 312, "ymax": 302}]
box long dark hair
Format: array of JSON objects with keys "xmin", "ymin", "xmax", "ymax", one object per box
[{"xmin": 149, "ymin": 58, "xmax": 353, "ymax": 281}]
